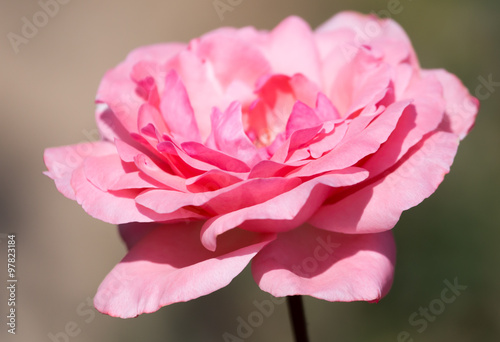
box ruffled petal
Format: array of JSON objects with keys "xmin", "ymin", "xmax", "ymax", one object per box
[
  {"xmin": 252, "ymin": 225, "xmax": 395, "ymax": 302},
  {"xmin": 96, "ymin": 44, "xmax": 185, "ymax": 139},
  {"xmin": 160, "ymin": 70, "xmax": 201, "ymax": 143},
  {"xmin": 200, "ymin": 168, "xmax": 369, "ymax": 251},
  {"xmin": 205, "ymin": 102, "xmax": 261, "ymax": 167},
  {"xmin": 136, "ymin": 177, "xmax": 300, "ymax": 215},
  {"xmin": 289, "ymin": 100, "xmax": 410, "ymax": 177},
  {"xmin": 44, "ymin": 141, "xmax": 117, "ymax": 200},
  {"xmin": 263, "ymin": 16, "xmax": 322, "ymax": 86},
  {"xmin": 427, "ymin": 69, "xmax": 479, "ymax": 140},
  {"xmin": 72, "ymin": 164, "xmax": 202, "ymax": 224},
  {"xmin": 94, "ymin": 222, "xmax": 275, "ymax": 318},
  {"xmin": 309, "ymin": 131, "xmax": 459, "ymax": 234}
]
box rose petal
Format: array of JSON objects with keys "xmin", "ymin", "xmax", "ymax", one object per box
[
  {"xmin": 329, "ymin": 47, "xmax": 392, "ymax": 116},
  {"xmin": 160, "ymin": 70, "xmax": 202, "ymax": 143},
  {"xmin": 181, "ymin": 141, "xmax": 251, "ymax": 173},
  {"xmin": 289, "ymin": 100, "xmax": 410, "ymax": 177},
  {"xmin": 200, "ymin": 168, "xmax": 369, "ymax": 251},
  {"xmin": 263, "ymin": 16, "xmax": 322, "ymax": 86},
  {"xmin": 309, "ymin": 131, "xmax": 459, "ymax": 234},
  {"xmin": 205, "ymin": 102, "xmax": 261, "ymax": 167},
  {"xmin": 428, "ymin": 69, "xmax": 479, "ymax": 140},
  {"xmin": 72, "ymin": 164, "xmax": 200, "ymax": 224},
  {"xmin": 136, "ymin": 177, "xmax": 301, "ymax": 215},
  {"xmin": 94, "ymin": 222, "xmax": 275, "ymax": 318},
  {"xmin": 44, "ymin": 142, "xmax": 117, "ymax": 200},
  {"xmin": 194, "ymin": 29, "xmax": 271, "ymax": 89},
  {"xmin": 252, "ymin": 225, "xmax": 395, "ymax": 302},
  {"xmin": 316, "ymin": 11, "xmax": 418, "ymax": 67},
  {"xmin": 84, "ymin": 154, "xmax": 134, "ymax": 191},
  {"xmin": 96, "ymin": 44, "xmax": 185, "ymax": 140}
]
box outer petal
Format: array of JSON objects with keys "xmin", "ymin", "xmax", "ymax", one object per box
[
  {"xmin": 288, "ymin": 100, "xmax": 410, "ymax": 177},
  {"xmin": 316, "ymin": 11, "xmax": 418, "ymax": 67},
  {"xmin": 309, "ymin": 131, "xmax": 459, "ymax": 234},
  {"xmin": 136, "ymin": 177, "xmax": 300, "ymax": 215},
  {"xmin": 200, "ymin": 168, "xmax": 369, "ymax": 251},
  {"xmin": 252, "ymin": 225, "xmax": 395, "ymax": 302},
  {"xmin": 71, "ymin": 165, "xmax": 203, "ymax": 224},
  {"xmin": 44, "ymin": 141, "xmax": 117, "ymax": 200},
  {"xmin": 427, "ymin": 69, "xmax": 479, "ymax": 140},
  {"xmin": 94, "ymin": 222, "xmax": 275, "ymax": 318}
]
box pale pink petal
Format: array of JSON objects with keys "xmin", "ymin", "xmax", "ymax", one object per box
[
  {"xmin": 157, "ymin": 139, "xmax": 218, "ymax": 174},
  {"xmin": 109, "ymin": 172, "xmax": 162, "ymax": 191},
  {"xmin": 362, "ymin": 72, "xmax": 447, "ymax": 176},
  {"xmin": 329, "ymin": 47, "xmax": 392, "ymax": 116},
  {"xmin": 94, "ymin": 222, "xmax": 275, "ymax": 318},
  {"xmin": 83, "ymin": 154, "xmax": 134, "ymax": 191},
  {"xmin": 180, "ymin": 141, "xmax": 251, "ymax": 173},
  {"xmin": 248, "ymin": 160, "xmax": 301, "ymax": 179},
  {"xmin": 133, "ymin": 154, "xmax": 187, "ymax": 191},
  {"xmin": 316, "ymin": 11, "xmax": 418, "ymax": 67},
  {"xmin": 137, "ymin": 103, "xmax": 168, "ymax": 137},
  {"xmin": 136, "ymin": 177, "xmax": 301, "ymax": 215},
  {"xmin": 114, "ymin": 139, "xmax": 143, "ymax": 163},
  {"xmin": 252, "ymin": 226, "xmax": 395, "ymax": 302},
  {"xmin": 160, "ymin": 70, "xmax": 201, "ymax": 143},
  {"xmin": 44, "ymin": 142, "xmax": 117, "ymax": 200},
  {"xmin": 194, "ymin": 30, "xmax": 271, "ymax": 89},
  {"xmin": 307, "ymin": 121, "xmax": 348, "ymax": 159},
  {"xmin": 185, "ymin": 169, "xmax": 243, "ymax": 192},
  {"xmin": 163, "ymin": 50, "xmax": 221, "ymax": 140},
  {"xmin": 309, "ymin": 131, "xmax": 459, "ymax": 234},
  {"xmin": 70, "ymin": 163, "xmax": 201, "ymax": 224},
  {"xmin": 270, "ymin": 125, "xmax": 323, "ymax": 164},
  {"xmin": 315, "ymin": 92, "xmax": 341, "ymax": 122},
  {"xmin": 285, "ymin": 101, "xmax": 322, "ymax": 139},
  {"xmin": 96, "ymin": 44, "xmax": 185, "ymax": 140},
  {"xmin": 289, "ymin": 100, "xmax": 410, "ymax": 177},
  {"xmin": 262, "ymin": 16, "xmax": 322, "ymax": 86},
  {"xmin": 200, "ymin": 168, "xmax": 369, "ymax": 251},
  {"xmin": 427, "ymin": 69, "xmax": 479, "ymax": 139},
  {"xmin": 205, "ymin": 102, "xmax": 261, "ymax": 167}
]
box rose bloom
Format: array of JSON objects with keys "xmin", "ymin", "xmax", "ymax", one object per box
[{"xmin": 44, "ymin": 12, "xmax": 478, "ymax": 318}]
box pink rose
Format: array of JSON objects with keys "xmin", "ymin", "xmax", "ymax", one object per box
[{"xmin": 44, "ymin": 11, "xmax": 478, "ymax": 318}]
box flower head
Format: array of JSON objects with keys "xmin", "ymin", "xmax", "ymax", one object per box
[{"xmin": 44, "ymin": 12, "xmax": 478, "ymax": 318}]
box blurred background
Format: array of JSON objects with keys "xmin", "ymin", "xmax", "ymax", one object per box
[{"xmin": 0, "ymin": 0, "xmax": 499, "ymax": 341}]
